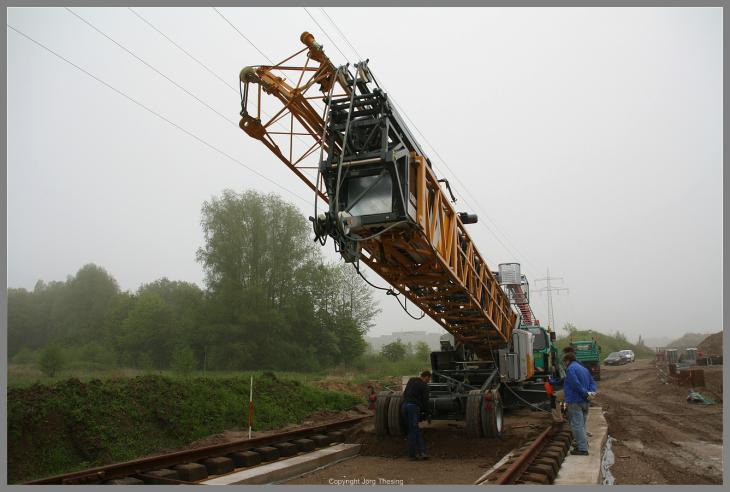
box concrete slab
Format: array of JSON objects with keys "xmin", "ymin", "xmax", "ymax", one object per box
[
  {"xmin": 553, "ymin": 407, "xmax": 608, "ymax": 485},
  {"xmin": 202, "ymin": 444, "xmax": 361, "ymax": 485}
]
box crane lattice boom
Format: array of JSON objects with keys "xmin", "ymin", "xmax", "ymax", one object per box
[{"xmin": 238, "ymin": 33, "xmax": 519, "ymax": 357}]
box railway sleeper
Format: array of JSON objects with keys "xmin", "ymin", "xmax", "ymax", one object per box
[
  {"xmin": 204, "ymin": 456, "xmax": 235, "ymax": 475},
  {"xmin": 174, "ymin": 463, "xmax": 208, "ymax": 482},
  {"xmin": 533, "ymin": 457, "xmax": 560, "ymax": 476},
  {"xmin": 544, "ymin": 444, "xmax": 567, "ymax": 460},
  {"xmin": 527, "ymin": 463, "xmax": 556, "ymax": 483},
  {"xmin": 521, "ymin": 471, "xmax": 550, "ymax": 484}
]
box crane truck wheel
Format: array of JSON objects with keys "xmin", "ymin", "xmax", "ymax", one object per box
[
  {"xmin": 375, "ymin": 391, "xmax": 393, "ymax": 437},
  {"xmin": 481, "ymin": 388, "xmax": 504, "ymax": 438},
  {"xmin": 387, "ymin": 393, "xmax": 407, "ymax": 436},
  {"xmin": 466, "ymin": 390, "xmax": 484, "ymax": 438}
]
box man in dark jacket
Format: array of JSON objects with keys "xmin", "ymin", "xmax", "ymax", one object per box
[
  {"xmin": 561, "ymin": 352, "xmax": 597, "ymax": 455},
  {"xmin": 402, "ymin": 370, "xmax": 431, "ymax": 460}
]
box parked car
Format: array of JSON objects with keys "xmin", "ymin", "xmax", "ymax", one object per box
[
  {"xmin": 604, "ymin": 352, "xmax": 629, "ymax": 365},
  {"xmin": 619, "ymin": 349, "xmax": 635, "ymax": 362}
]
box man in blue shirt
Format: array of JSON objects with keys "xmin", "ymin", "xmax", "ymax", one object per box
[{"xmin": 560, "ymin": 351, "xmax": 597, "ymax": 455}]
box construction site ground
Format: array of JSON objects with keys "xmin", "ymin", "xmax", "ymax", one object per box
[
  {"xmin": 34, "ymin": 360, "xmax": 718, "ymax": 485},
  {"xmin": 287, "ymin": 409, "xmax": 553, "ymax": 484},
  {"xmin": 596, "ymin": 358, "xmax": 723, "ymax": 484}
]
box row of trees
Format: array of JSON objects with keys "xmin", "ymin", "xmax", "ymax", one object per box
[{"xmin": 8, "ymin": 190, "xmax": 381, "ymax": 373}]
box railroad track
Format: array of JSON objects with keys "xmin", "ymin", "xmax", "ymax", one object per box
[
  {"xmin": 25, "ymin": 415, "xmax": 369, "ymax": 485},
  {"xmin": 475, "ymin": 422, "xmax": 573, "ymax": 485}
]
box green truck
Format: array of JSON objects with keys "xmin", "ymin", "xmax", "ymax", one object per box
[
  {"xmin": 526, "ymin": 325, "xmax": 559, "ymax": 377},
  {"xmin": 569, "ymin": 339, "xmax": 601, "ymax": 380}
]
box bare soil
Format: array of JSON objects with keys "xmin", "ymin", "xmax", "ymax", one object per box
[
  {"xmin": 287, "ymin": 407, "xmax": 552, "ymax": 484},
  {"xmin": 597, "ymin": 359, "xmax": 723, "ymax": 484},
  {"xmin": 697, "ymin": 331, "xmax": 723, "ymax": 357}
]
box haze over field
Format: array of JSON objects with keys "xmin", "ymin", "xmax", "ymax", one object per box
[{"xmin": 7, "ymin": 7, "xmax": 722, "ymax": 340}]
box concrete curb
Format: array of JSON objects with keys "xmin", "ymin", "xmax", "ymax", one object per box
[
  {"xmin": 554, "ymin": 406, "xmax": 608, "ymax": 485},
  {"xmin": 201, "ymin": 443, "xmax": 361, "ymax": 485}
]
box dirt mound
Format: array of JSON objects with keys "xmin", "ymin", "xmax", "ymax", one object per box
[{"xmin": 697, "ymin": 331, "xmax": 723, "ymax": 356}]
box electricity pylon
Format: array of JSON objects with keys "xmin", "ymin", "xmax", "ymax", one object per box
[{"xmin": 534, "ymin": 269, "xmax": 569, "ymax": 332}]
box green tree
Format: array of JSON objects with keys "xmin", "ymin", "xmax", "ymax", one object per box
[
  {"xmin": 196, "ymin": 190, "xmax": 378, "ymax": 369},
  {"xmin": 38, "ymin": 345, "xmax": 65, "ymax": 377},
  {"xmin": 57, "ymin": 264, "xmax": 120, "ymax": 344},
  {"xmin": 415, "ymin": 341, "xmax": 431, "ymax": 361},
  {"xmin": 11, "ymin": 347, "xmax": 36, "ymax": 365},
  {"xmin": 381, "ymin": 339, "xmax": 407, "ymax": 362},
  {"xmin": 116, "ymin": 293, "xmax": 175, "ymax": 368},
  {"xmin": 170, "ymin": 346, "xmax": 197, "ymax": 376},
  {"xmin": 137, "ymin": 352, "xmax": 155, "ymax": 372}
]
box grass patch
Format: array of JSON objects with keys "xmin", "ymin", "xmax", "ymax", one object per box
[{"xmin": 7, "ymin": 373, "xmax": 358, "ymax": 483}]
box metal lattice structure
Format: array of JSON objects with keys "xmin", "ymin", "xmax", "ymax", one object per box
[{"xmin": 238, "ymin": 33, "xmax": 517, "ymax": 357}]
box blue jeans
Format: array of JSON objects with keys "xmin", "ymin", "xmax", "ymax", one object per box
[
  {"xmin": 566, "ymin": 401, "xmax": 590, "ymax": 452},
  {"xmin": 403, "ymin": 402, "xmax": 427, "ymax": 458}
]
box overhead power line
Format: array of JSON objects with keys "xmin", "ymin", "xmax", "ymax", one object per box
[
  {"xmin": 65, "ymin": 7, "xmax": 237, "ymax": 126},
  {"xmin": 7, "ymin": 23, "xmax": 310, "ymax": 207},
  {"xmin": 319, "ymin": 8, "xmax": 363, "ymax": 61},
  {"xmin": 211, "ymin": 7, "xmax": 275, "ymax": 66},
  {"xmin": 128, "ymin": 7, "xmax": 238, "ymax": 93}
]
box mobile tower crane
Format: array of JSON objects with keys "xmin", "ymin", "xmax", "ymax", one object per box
[{"xmin": 238, "ymin": 32, "xmax": 556, "ymax": 438}]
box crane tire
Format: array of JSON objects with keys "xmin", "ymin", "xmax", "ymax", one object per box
[
  {"xmin": 387, "ymin": 393, "xmax": 406, "ymax": 436},
  {"xmin": 466, "ymin": 389, "xmax": 483, "ymax": 438},
  {"xmin": 481, "ymin": 388, "xmax": 504, "ymax": 438},
  {"xmin": 375, "ymin": 391, "xmax": 392, "ymax": 437}
]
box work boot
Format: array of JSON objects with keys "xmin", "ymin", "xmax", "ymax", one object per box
[{"xmin": 570, "ymin": 449, "xmax": 589, "ymax": 456}]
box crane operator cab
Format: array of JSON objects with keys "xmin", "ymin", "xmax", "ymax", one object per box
[{"xmin": 309, "ymin": 61, "xmax": 477, "ymax": 263}]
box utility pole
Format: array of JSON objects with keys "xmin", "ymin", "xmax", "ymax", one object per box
[{"xmin": 534, "ymin": 268, "xmax": 569, "ymax": 332}]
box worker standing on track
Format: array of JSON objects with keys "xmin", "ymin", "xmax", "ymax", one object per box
[
  {"xmin": 560, "ymin": 351, "xmax": 597, "ymax": 456},
  {"xmin": 401, "ymin": 370, "xmax": 432, "ymax": 461}
]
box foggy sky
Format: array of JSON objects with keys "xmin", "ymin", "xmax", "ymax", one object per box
[{"xmin": 7, "ymin": 7, "xmax": 722, "ymax": 341}]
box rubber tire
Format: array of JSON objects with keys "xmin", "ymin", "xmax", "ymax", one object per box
[
  {"xmin": 375, "ymin": 391, "xmax": 392, "ymax": 437},
  {"xmin": 466, "ymin": 390, "xmax": 483, "ymax": 438},
  {"xmin": 387, "ymin": 394, "xmax": 406, "ymax": 436},
  {"xmin": 481, "ymin": 388, "xmax": 504, "ymax": 438}
]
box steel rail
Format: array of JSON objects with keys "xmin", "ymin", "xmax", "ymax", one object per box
[
  {"xmin": 24, "ymin": 415, "xmax": 369, "ymax": 485},
  {"xmin": 494, "ymin": 422, "xmax": 564, "ymax": 484}
]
